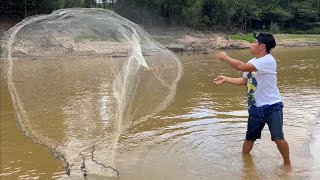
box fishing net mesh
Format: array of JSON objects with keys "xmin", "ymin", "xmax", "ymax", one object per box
[{"xmin": 1, "ymin": 8, "xmax": 183, "ymax": 177}]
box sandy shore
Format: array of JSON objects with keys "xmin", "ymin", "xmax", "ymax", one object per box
[{"xmin": 148, "ymin": 29, "xmax": 320, "ymax": 52}]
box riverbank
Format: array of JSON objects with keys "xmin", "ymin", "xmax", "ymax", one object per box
[
  {"xmin": 148, "ymin": 28, "xmax": 320, "ymax": 52},
  {"xmin": 1, "ymin": 16, "xmax": 320, "ymax": 54}
]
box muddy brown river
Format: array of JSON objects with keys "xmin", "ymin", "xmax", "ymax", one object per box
[{"xmin": 1, "ymin": 47, "xmax": 320, "ymax": 179}]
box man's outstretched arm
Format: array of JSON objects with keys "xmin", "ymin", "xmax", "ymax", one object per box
[
  {"xmin": 218, "ymin": 52, "xmax": 257, "ymax": 72},
  {"xmin": 214, "ymin": 75, "xmax": 247, "ymax": 86}
]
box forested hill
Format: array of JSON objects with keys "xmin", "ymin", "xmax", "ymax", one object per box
[{"xmin": 1, "ymin": 0, "xmax": 319, "ymax": 34}]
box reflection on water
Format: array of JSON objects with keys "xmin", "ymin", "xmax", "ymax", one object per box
[{"xmin": 1, "ymin": 47, "xmax": 320, "ymax": 179}]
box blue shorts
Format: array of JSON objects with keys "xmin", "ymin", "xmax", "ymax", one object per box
[{"xmin": 246, "ymin": 102, "xmax": 284, "ymax": 141}]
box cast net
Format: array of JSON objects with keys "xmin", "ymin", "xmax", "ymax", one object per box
[{"xmin": 1, "ymin": 8, "xmax": 183, "ymax": 178}]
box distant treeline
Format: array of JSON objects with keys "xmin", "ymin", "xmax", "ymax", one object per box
[{"xmin": 1, "ymin": 0, "xmax": 319, "ymax": 33}]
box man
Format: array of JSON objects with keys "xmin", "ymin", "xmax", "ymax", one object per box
[{"xmin": 213, "ymin": 33, "xmax": 292, "ymax": 172}]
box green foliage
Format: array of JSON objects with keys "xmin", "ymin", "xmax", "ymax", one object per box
[
  {"xmin": 288, "ymin": 0, "xmax": 319, "ymax": 30},
  {"xmin": 275, "ymin": 34, "xmax": 320, "ymax": 42},
  {"xmin": 304, "ymin": 28, "xmax": 320, "ymax": 34},
  {"xmin": 152, "ymin": 36, "xmax": 171, "ymax": 44},
  {"xmin": 82, "ymin": 0, "xmax": 96, "ymax": 8},
  {"xmin": 230, "ymin": 33, "xmax": 255, "ymax": 43},
  {"xmin": 74, "ymin": 34, "xmax": 97, "ymax": 43},
  {"xmin": 232, "ymin": 0, "xmax": 262, "ymax": 31},
  {"xmin": 284, "ymin": 28, "xmax": 320, "ymax": 34},
  {"xmin": 181, "ymin": 0, "xmax": 204, "ymax": 29},
  {"xmin": 2, "ymin": 0, "xmax": 319, "ymax": 33},
  {"xmin": 63, "ymin": 0, "xmax": 83, "ymax": 8},
  {"xmin": 201, "ymin": 0, "xmax": 226, "ymax": 26},
  {"xmin": 270, "ymin": 22, "xmax": 280, "ymax": 34},
  {"xmin": 0, "ymin": 32, "xmax": 3, "ymax": 55}
]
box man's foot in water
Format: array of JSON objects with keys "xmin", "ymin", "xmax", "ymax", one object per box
[{"xmin": 283, "ymin": 163, "xmax": 292, "ymax": 173}]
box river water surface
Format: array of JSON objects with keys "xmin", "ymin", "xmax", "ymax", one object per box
[{"xmin": 1, "ymin": 47, "xmax": 320, "ymax": 179}]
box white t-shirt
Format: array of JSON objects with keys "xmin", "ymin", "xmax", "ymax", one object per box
[{"xmin": 243, "ymin": 54, "xmax": 282, "ymax": 107}]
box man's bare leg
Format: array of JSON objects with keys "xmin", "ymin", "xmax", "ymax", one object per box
[
  {"xmin": 242, "ymin": 140, "xmax": 254, "ymax": 154},
  {"xmin": 274, "ymin": 139, "xmax": 292, "ymax": 172}
]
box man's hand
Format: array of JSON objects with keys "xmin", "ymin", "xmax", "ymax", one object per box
[
  {"xmin": 218, "ymin": 52, "xmax": 228, "ymax": 61},
  {"xmin": 213, "ymin": 75, "xmax": 228, "ymax": 84}
]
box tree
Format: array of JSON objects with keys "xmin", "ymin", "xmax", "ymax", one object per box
[
  {"xmin": 1, "ymin": 0, "xmax": 318, "ymax": 33},
  {"xmin": 102, "ymin": 0, "xmax": 107, "ymax": 9},
  {"xmin": 63, "ymin": 0, "xmax": 83, "ymax": 8},
  {"xmin": 82, "ymin": 0, "xmax": 97, "ymax": 8},
  {"xmin": 261, "ymin": 4, "xmax": 293, "ymax": 30},
  {"xmin": 289, "ymin": 0, "xmax": 319, "ymax": 29},
  {"xmin": 232, "ymin": 0, "xmax": 261, "ymax": 32}
]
